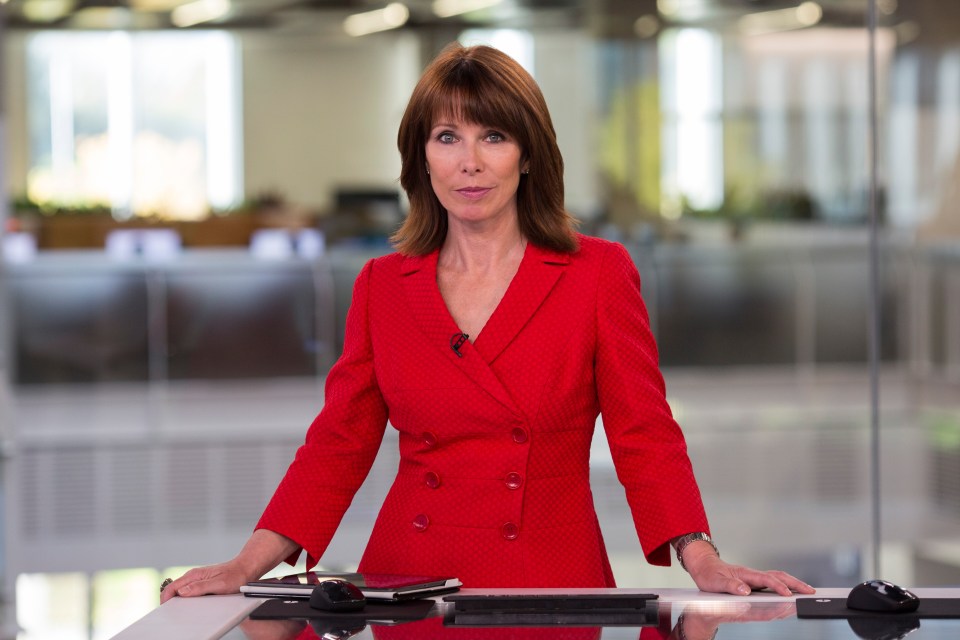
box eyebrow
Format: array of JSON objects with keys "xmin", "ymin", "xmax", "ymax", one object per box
[{"xmin": 431, "ymin": 122, "xmax": 508, "ymax": 132}]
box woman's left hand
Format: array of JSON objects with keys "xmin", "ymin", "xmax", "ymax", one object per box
[{"xmin": 682, "ymin": 544, "xmax": 816, "ymax": 596}]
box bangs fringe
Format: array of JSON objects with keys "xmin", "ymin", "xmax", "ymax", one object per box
[{"xmin": 425, "ymin": 68, "xmax": 528, "ymax": 142}]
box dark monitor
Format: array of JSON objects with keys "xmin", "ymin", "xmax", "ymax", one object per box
[{"xmin": 335, "ymin": 188, "xmax": 400, "ymax": 213}]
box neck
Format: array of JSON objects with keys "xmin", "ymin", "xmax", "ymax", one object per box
[{"xmin": 440, "ymin": 222, "xmax": 526, "ymax": 274}]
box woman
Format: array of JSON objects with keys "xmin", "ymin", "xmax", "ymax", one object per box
[{"xmin": 161, "ymin": 43, "xmax": 814, "ymax": 602}]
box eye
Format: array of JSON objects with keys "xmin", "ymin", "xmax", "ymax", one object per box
[
  {"xmin": 435, "ymin": 131, "xmax": 456, "ymax": 144},
  {"xmin": 486, "ymin": 131, "xmax": 507, "ymax": 143}
]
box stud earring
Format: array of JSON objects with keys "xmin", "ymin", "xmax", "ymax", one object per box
[{"xmin": 426, "ymin": 167, "xmax": 430, "ymax": 174}]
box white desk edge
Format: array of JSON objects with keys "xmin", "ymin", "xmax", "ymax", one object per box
[{"xmin": 111, "ymin": 587, "xmax": 960, "ymax": 640}]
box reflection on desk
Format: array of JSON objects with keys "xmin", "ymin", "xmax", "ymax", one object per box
[
  {"xmin": 120, "ymin": 588, "xmax": 960, "ymax": 640},
  {"xmin": 234, "ymin": 613, "xmax": 646, "ymax": 640},
  {"xmin": 229, "ymin": 598, "xmax": 799, "ymax": 640}
]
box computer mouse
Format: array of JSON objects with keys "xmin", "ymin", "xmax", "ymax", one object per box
[
  {"xmin": 846, "ymin": 580, "xmax": 920, "ymax": 613},
  {"xmin": 309, "ymin": 579, "xmax": 366, "ymax": 612}
]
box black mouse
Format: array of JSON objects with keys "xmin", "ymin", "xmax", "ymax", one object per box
[
  {"xmin": 846, "ymin": 580, "xmax": 920, "ymax": 613},
  {"xmin": 309, "ymin": 579, "xmax": 366, "ymax": 612}
]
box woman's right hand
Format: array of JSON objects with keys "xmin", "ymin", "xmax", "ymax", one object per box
[
  {"xmin": 160, "ymin": 559, "xmax": 252, "ymax": 603},
  {"xmin": 160, "ymin": 529, "xmax": 299, "ymax": 604}
]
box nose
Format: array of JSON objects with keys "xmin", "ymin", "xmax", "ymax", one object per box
[{"xmin": 460, "ymin": 140, "xmax": 482, "ymax": 174}]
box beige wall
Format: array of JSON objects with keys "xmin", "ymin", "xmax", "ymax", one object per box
[
  {"xmin": 2, "ymin": 31, "xmax": 28, "ymax": 202},
  {"xmin": 533, "ymin": 31, "xmax": 599, "ymax": 218},
  {"xmin": 239, "ymin": 30, "xmax": 420, "ymax": 211}
]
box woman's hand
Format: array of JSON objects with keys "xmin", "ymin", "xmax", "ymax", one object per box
[
  {"xmin": 236, "ymin": 618, "xmax": 309, "ymax": 640},
  {"xmin": 672, "ymin": 600, "xmax": 796, "ymax": 640},
  {"xmin": 160, "ymin": 529, "xmax": 299, "ymax": 604},
  {"xmin": 681, "ymin": 541, "xmax": 816, "ymax": 597},
  {"xmin": 160, "ymin": 559, "xmax": 252, "ymax": 603}
]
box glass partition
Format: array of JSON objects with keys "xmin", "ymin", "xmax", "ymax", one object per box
[
  {"xmin": 3, "ymin": 0, "xmax": 960, "ymax": 637},
  {"xmin": 587, "ymin": 0, "xmax": 959, "ymax": 588}
]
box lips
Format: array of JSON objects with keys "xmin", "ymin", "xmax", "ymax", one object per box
[{"xmin": 456, "ymin": 187, "xmax": 491, "ymax": 200}]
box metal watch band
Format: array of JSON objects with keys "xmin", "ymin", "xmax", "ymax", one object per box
[
  {"xmin": 675, "ymin": 532, "xmax": 718, "ymax": 572},
  {"xmin": 677, "ymin": 613, "xmax": 718, "ymax": 640}
]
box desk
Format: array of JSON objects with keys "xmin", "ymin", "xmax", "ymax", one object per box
[{"xmin": 113, "ymin": 587, "xmax": 960, "ymax": 640}]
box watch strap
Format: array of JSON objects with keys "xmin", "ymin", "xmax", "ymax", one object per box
[{"xmin": 674, "ymin": 532, "xmax": 718, "ymax": 572}]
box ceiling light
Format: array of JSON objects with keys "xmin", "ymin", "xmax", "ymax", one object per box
[
  {"xmin": 895, "ymin": 20, "xmax": 919, "ymax": 44},
  {"xmin": 878, "ymin": 0, "xmax": 898, "ymax": 15},
  {"xmin": 657, "ymin": 0, "xmax": 680, "ymax": 17},
  {"xmin": 71, "ymin": 6, "xmax": 133, "ymax": 28},
  {"xmin": 343, "ymin": 3, "xmax": 409, "ymax": 37},
  {"xmin": 131, "ymin": 0, "xmax": 190, "ymax": 10},
  {"xmin": 634, "ymin": 14, "xmax": 660, "ymax": 39},
  {"xmin": 658, "ymin": 0, "xmax": 711, "ymax": 20},
  {"xmin": 432, "ymin": 0, "xmax": 502, "ymax": 19},
  {"xmin": 22, "ymin": 0, "xmax": 76, "ymax": 23},
  {"xmin": 171, "ymin": 0, "xmax": 230, "ymax": 27},
  {"xmin": 738, "ymin": 2, "xmax": 822, "ymax": 36},
  {"xmin": 795, "ymin": 2, "xmax": 822, "ymax": 27}
]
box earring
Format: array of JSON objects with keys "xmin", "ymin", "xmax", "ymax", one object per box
[
  {"xmin": 522, "ymin": 169, "xmax": 529, "ymax": 175},
  {"xmin": 426, "ymin": 167, "xmax": 430, "ymax": 174}
]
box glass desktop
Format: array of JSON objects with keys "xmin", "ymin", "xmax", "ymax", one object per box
[{"xmin": 219, "ymin": 598, "xmax": 960, "ymax": 640}]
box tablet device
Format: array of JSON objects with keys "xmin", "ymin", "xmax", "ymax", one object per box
[{"xmin": 241, "ymin": 571, "xmax": 462, "ymax": 601}]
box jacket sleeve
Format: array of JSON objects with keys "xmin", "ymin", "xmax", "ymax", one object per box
[
  {"xmin": 256, "ymin": 258, "xmax": 389, "ymax": 569},
  {"xmin": 594, "ymin": 242, "xmax": 710, "ymax": 566}
]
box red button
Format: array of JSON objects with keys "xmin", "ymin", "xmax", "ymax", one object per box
[
  {"xmin": 501, "ymin": 522, "xmax": 519, "ymax": 540},
  {"xmin": 511, "ymin": 428, "xmax": 528, "ymax": 444},
  {"xmin": 504, "ymin": 472, "xmax": 522, "ymax": 489},
  {"xmin": 423, "ymin": 432, "xmax": 438, "ymax": 448},
  {"xmin": 413, "ymin": 514, "xmax": 429, "ymax": 531},
  {"xmin": 425, "ymin": 471, "xmax": 441, "ymax": 489}
]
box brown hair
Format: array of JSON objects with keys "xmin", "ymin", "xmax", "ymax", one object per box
[{"xmin": 392, "ymin": 42, "xmax": 578, "ymax": 256}]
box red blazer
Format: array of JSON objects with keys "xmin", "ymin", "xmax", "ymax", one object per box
[{"xmin": 257, "ymin": 234, "xmax": 709, "ymax": 587}]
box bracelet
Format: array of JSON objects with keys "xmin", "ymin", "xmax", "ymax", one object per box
[
  {"xmin": 677, "ymin": 613, "xmax": 718, "ymax": 640},
  {"xmin": 676, "ymin": 613, "xmax": 688, "ymax": 640},
  {"xmin": 674, "ymin": 532, "xmax": 718, "ymax": 572}
]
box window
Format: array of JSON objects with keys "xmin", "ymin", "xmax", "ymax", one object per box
[
  {"xmin": 659, "ymin": 28, "xmax": 723, "ymax": 215},
  {"xmin": 459, "ymin": 29, "xmax": 534, "ymax": 74},
  {"xmin": 26, "ymin": 30, "xmax": 241, "ymax": 220}
]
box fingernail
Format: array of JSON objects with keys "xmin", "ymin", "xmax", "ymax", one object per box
[
  {"xmin": 179, "ymin": 586, "xmax": 190, "ymax": 596},
  {"xmin": 738, "ymin": 585, "xmax": 750, "ymax": 595}
]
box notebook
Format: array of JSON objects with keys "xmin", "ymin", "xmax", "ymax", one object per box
[{"xmin": 240, "ymin": 571, "xmax": 462, "ymax": 601}]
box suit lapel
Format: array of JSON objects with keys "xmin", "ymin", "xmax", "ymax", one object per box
[
  {"xmin": 473, "ymin": 243, "xmax": 569, "ymax": 364},
  {"xmin": 400, "ymin": 251, "xmax": 523, "ymax": 417}
]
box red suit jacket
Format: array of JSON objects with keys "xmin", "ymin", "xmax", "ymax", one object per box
[{"xmin": 257, "ymin": 234, "xmax": 709, "ymax": 587}]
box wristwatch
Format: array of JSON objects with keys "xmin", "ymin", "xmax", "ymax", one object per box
[{"xmin": 674, "ymin": 532, "xmax": 718, "ymax": 572}]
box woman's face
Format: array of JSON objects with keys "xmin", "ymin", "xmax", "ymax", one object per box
[{"xmin": 424, "ymin": 118, "xmax": 527, "ymax": 230}]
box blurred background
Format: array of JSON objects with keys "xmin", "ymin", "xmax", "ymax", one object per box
[{"xmin": 1, "ymin": 0, "xmax": 959, "ymax": 637}]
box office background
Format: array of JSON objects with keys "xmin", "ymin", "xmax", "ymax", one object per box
[{"xmin": 1, "ymin": 0, "xmax": 960, "ymax": 637}]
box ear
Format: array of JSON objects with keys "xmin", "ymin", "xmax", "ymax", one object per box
[{"xmin": 520, "ymin": 154, "xmax": 530, "ymax": 174}]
